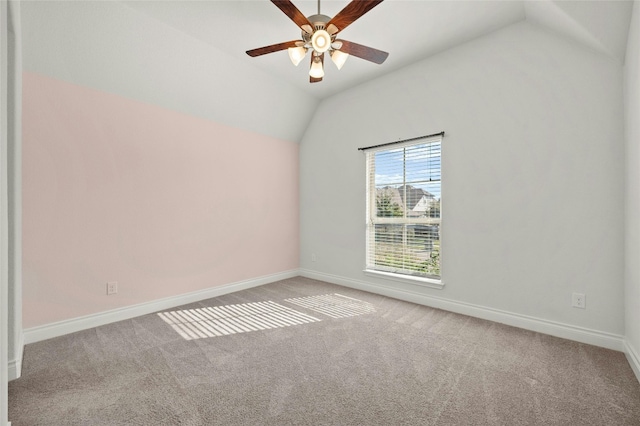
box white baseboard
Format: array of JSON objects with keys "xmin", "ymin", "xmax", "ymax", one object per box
[
  {"xmin": 300, "ymin": 269, "xmax": 625, "ymax": 352},
  {"xmin": 24, "ymin": 269, "xmax": 298, "ymax": 344},
  {"xmin": 7, "ymin": 331, "xmax": 23, "ymax": 381},
  {"xmin": 18, "ymin": 268, "xmax": 633, "ymax": 367},
  {"xmin": 625, "ymin": 340, "xmax": 640, "ymax": 384}
]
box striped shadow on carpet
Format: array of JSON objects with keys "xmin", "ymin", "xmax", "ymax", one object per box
[
  {"xmin": 284, "ymin": 293, "xmax": 376, "ymax": 318},
  {"xmin": 158, "ymin": 301, "xmax": 320, "ymax": 340}
]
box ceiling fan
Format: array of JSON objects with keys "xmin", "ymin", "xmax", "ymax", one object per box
[{"xmin": 246, "ymin": 0, "xmax": 389, "ymax": 83}]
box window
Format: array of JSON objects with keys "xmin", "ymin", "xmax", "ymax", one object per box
[{"xmin": 365, "ymin": 135, "xmax": 442, "ymax": 284}]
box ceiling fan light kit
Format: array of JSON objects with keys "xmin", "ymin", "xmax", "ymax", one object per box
[
  {"xmin": 246, "ymin": 0, "xmax": 389, "ymax": 83},
  {"xmin": 288, "ymin": 46, "xmax": 307, "ymax": 66},
  {"xmin": 330, "ymin": 49, "xmax": 349, "ymax": 70},
  {"xmin": 311, "ymin": 29, "xmax": 331, "ymax": 53},
  {"xmin": 309, "ymin": 56, "xmax": 325, "ymax": 78}
]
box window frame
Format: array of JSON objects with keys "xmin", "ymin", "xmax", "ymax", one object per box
[{"xmin": 364, "ymin": 135, "xmax": 444, "ymax": 289}]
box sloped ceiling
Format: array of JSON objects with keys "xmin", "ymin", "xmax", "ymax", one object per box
[
  {"xmin": 21, "ymin": 1, "xmax": 634, "ymax": 142},
  {"xmin": 125, "ymin": 0, "xmax": 634, "ymax": 100},
  {"xmin": 526, "ymin": 0, "xmax": 633, "ymax": 61},
  {"xmin": 21, "ymin": 0, "xmax": 320, "ymax": 142}
]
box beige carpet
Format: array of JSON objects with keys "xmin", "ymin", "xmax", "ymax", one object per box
[{"xmin": 9, "ymin": 277, "xmax": 640, "ymax": 425}]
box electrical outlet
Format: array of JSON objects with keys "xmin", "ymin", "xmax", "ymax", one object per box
[
  {"xmin": 312, "ymin": 253, "xmax": 317, "ymax": 262},
  {"xmin": 107, "ymin": 281, "xmax": 118, "ymax": 295},
  {"xmin": 572, "ymin": 292, "xmax": 585, "ymax": 309}
]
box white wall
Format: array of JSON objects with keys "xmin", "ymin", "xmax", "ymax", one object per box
[
  {"xmin": 300, "ymin": 21, "xmax": 625, "ymax": 345},
  {"xmin": 624, "ymin": 1, "xmax": 640, "ymax": 380},
  {"xmin": 7, "ymin": 0, "xmax": 21, "ymax": 381},
  {"xmin": 0, "ymin": 0, "xmax": 9, "ymax": 421}
]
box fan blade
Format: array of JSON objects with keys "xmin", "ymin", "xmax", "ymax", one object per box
[
  {"xmin": 246, "ymin": 40, "xmax": 300, "ymax": 57},
  {"xmin": 310, "ymin": 53, "xmax": 324, "ymax": 83},
  {"xmin": 327, "ymin": 0, "xmax": 384, "ymax": 34},
  {"xmin": 271, "ymin": 0, "xmax": 313, "ymax": 32},
  {"xmin": 336, "ymin": 39, "xmax": 388, "ymax": 64}
]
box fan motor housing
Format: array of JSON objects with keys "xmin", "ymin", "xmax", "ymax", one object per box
[{"xmin": 307, "ymin": 14, "xmax": 330, "ymax": 26}]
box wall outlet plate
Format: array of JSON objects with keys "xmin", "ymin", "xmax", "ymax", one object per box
[
  {"xmin": 107, "ymin": 281, "xmax": 118, "ymax": 295},
  {"xmin": 572, "ymin": 292, "xmax": 586, "ymax": 309}
]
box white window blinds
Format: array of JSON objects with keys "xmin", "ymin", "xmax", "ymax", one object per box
[{"xmin": 365, "ymin": 135, "xmax": 442, "ymax": 279}]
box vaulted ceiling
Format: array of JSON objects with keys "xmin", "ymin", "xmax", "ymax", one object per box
[
  {"xmin": 20, "ymin": 1, "xmax": 634, "ymax": 142},
  {"xmin": 125, "ymin": 0, "xmax": 634, "ymax": 100}
]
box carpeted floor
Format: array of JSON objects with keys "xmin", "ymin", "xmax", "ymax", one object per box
[{"xmin": 9, "ymin": 277, "xmax": 640, "ymax": 425}]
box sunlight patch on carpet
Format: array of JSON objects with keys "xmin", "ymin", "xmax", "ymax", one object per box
[
  {"xmin": 284, "ymin": 293, "xmax": 376, "ymax": 318},
  {"xmin": 158, "ymin": 301, "xmax": 321, "ymax": 340}
]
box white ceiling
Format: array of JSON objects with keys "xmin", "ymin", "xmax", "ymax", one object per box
[{"xmin": 123, "ymin": 0, "xmax": 634, "ymax": 100}]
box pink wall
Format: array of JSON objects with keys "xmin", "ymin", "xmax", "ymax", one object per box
[{"xmin": 22, "ymin": 71, "xmax": 299, "ymax": 328}]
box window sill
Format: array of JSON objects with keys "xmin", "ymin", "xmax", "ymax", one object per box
[{"xmin": 363, "ymin": 269, "xmax": 444, "ymax": 290}]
